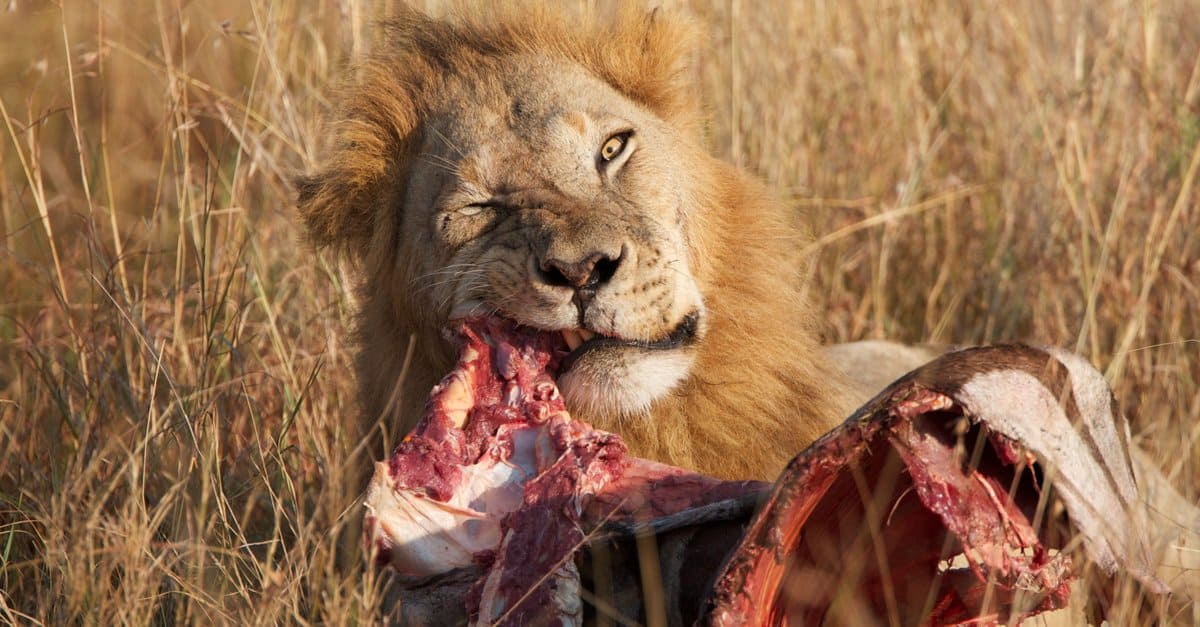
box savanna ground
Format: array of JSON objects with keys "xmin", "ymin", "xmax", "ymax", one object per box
[{"xmin": 0, "ymin": 0, "xmax": 1197, "ymax": 624}]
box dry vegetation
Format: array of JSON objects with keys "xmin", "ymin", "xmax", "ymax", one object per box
[{"xmin": 0, "ymin": 0, "xmax": 1196, "ymax": 624}]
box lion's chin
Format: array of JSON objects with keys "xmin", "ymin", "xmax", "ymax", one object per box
[{"xmin": 555, "ymin": 348, "xmax": 695, "ymax": 419}]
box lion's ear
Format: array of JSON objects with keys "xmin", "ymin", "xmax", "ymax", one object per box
[
  {"xmin": 626, "ymin": 7, "xmax": 703, "ymax": 133},
  {"xmin": 296, "ymin": 63, "xmax": 421, "ymax": 254},
  {"xmin": 294, "ymin": 160, "xmax": 380, "ymax": 252},
  {"xmin": 540, "ymin": 5, "xmax": 702, "ymax": 138}
]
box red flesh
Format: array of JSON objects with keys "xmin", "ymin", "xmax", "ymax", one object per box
[
  {"xmin": 365, "ymin": 318, "xmax": 760, "ymax": 625},
  {"xmin": 368, "ymin": 320, "xmax": 1154, "ymax": 625}
]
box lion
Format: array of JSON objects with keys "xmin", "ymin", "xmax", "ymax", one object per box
[{"xmin": 295, "ymin": 3, "xmax": 884, "ymax": 481}]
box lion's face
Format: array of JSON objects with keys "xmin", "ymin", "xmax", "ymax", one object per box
[
  {"xmin": 402, "ymin": 58, "xmax": 707, "ymax": 419},
  {"xmin": 300, "ymin": 6, "xmax": 849, "ymax": 478}
]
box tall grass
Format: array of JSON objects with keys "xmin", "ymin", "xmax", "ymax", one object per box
[{"xmin": 0, "ymin": 0, "xmax": 1195, "ymax": 623}]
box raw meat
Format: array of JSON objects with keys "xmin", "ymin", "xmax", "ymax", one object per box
[
  {"xmin": 363, "ymin": 318, "xmax": 758, "ymax": 625},
  {"xmin": 365, "ymin": 320, "xmax": 1167, "ymax": 626}
]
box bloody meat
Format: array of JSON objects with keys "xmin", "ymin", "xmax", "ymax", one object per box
[{"xmin": 365, "ymin": 318, "xmax": 1164, "ymax": 626}]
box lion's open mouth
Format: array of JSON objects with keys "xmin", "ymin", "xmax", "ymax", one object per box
[{"xmin": 557, "ymin": 310, "xmax": 700, "ymax": 374}]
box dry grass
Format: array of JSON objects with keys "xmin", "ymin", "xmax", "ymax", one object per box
[{"xmin": 0, "ymin": 0, "xmax": 1196, "ymax": 623}]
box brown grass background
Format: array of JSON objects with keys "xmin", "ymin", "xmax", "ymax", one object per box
[{"xmin": 1, "ymin": 0, "xmax": 1196, "ymax": 623}]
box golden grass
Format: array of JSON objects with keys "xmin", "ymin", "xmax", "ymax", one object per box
[{"xmin": 0, "ymin": 0, "xmax": 1196, "ymax": 623}]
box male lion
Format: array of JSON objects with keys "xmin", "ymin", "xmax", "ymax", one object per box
[{"xmin": 296, "ymin": 4, "xmax": 903, "ymax": 481}]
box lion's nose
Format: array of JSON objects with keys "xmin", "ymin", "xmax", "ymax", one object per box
[{"xmin": 537, "ymin": 250, "xmax": 623, "ymax": 297}]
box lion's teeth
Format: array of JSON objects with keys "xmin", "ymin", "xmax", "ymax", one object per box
[
  {"xmin": 579, "ymin": 329, "xmax": 596, "ymax": 342},
  {"xmin": 563, "ymin": 329, "xmax": 583, "ymax": 350}
]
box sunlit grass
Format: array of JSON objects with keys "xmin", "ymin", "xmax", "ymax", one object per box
[{"xmin": 1, "ymin": 0, "xmax": 1196, "ymax": 623}]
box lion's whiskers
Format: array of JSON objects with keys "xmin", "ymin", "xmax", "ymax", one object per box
[
  {"xmin": 413, "ymin": 263, "xmax": 487, "ymax": 293},
  {"xmin": 427, "ymin": 125, "xmax": 469, "ymax": 161},
  {"xmin": 417, "ymin": 152, "xmax": 461, "ymax": 175},
  {"xmin": 412, "ymin": 263, "xmax": 493, "ymax": 317}
]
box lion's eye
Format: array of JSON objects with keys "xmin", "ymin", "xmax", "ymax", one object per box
[
  {"xmin": 458, "ymin": 199, "xmax": 503, "ymax": 216},
  {"xmin": 600, "ymin": 132, "xmax": 631, "ymax": 162}
]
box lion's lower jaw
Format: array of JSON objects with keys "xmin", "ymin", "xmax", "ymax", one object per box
[{"xmin": 557, "ymin": 349, "xmax": 695, "ymax": 420}]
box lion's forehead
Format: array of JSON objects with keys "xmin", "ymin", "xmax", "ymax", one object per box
[
  {"xmin": 421, "ymin": 115, "xmax": 587, "ymax": 202},
  {"xmin": 430, "ymin": 60, "xmax": 650, "ymax": 167}
]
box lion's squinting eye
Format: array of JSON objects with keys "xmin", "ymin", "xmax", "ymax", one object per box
[{"xmin": 600, "ymin": 131, "xmax": 633, "ymax": 163}]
